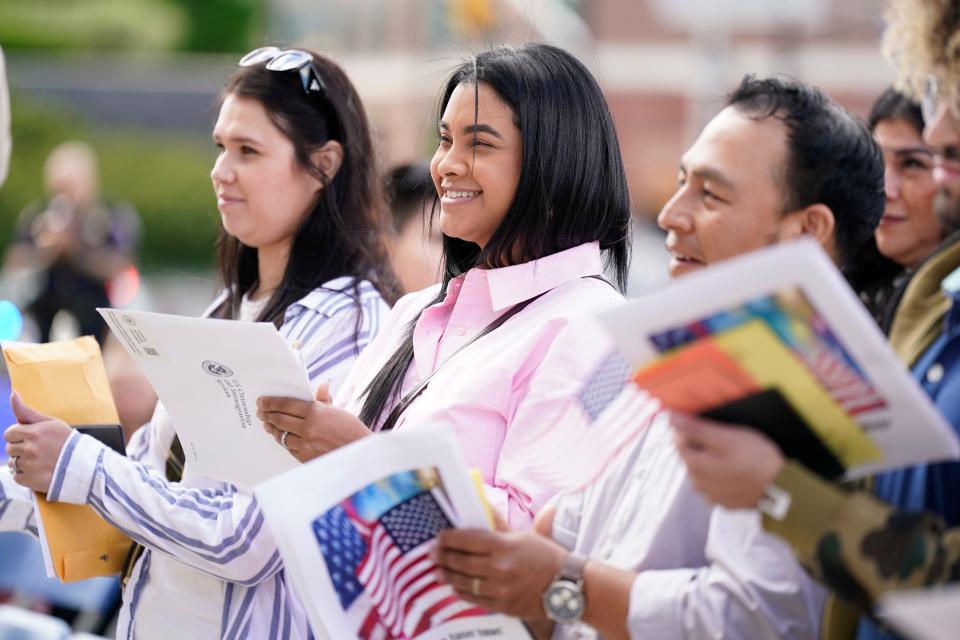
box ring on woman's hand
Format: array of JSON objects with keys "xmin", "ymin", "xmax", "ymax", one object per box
[
  {"xmin": 8, "ymin": 456, "xmax": 22, "ymax": 475},
  {"xmin": 280, "ymin": 431, "xmax": 290, "ymax": 450},
  {"xmin": 471, "ymin": 576, "xmax": 482, "ymax": 598}
]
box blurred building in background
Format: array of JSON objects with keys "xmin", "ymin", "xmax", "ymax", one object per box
[
  {"xmin": 0, "ymin": 0, "xmax": 894, "ymax": 293},
  {"xmin": 267, "ymin": 0, "xmax": 890, "ymax": 216}
]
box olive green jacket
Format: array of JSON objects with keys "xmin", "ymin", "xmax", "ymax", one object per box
[{"xmin": 763, "ymin": 462, "xmax": 960, "ymax": 638}]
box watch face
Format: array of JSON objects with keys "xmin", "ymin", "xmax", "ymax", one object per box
[{"xmin": 543, "ymin": 579, "xmax": 585, "ymax": 624}]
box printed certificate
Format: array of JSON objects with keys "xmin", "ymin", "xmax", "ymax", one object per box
[{"xmin": 99, "ymin": 308, "xmax": 310, "ymax": 489}]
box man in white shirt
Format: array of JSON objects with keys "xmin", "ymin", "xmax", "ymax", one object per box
[{"xmin": 432, "ymin": 74, "xmax": 886, "ymax": 639}]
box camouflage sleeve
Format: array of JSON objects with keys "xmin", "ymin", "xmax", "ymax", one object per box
[{"xmin": 762, "ymin": 461, "xmax": 960, "ymax": 611}]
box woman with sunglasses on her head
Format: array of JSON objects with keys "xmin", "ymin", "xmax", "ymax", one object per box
[
  {"xmin": 1, "ymin": 47, "xmax": 394, "ymax": 639},
  {"xmin": 258, "ymin": 43, "xmax": 631, "ymax": 527}
]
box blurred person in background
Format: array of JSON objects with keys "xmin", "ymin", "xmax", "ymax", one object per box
[
  {"xmin": 871, "ymin": 89, "xmax": 944, "ymax": 270},
  {"xmin": 384, "ymin": 162, "xmax": 443, "ymax": 294},
  {"xmin": 2, "ymin": 141, "xmax": 141, "ymax": 343},
  {"xmin": 846, "ymin": 88, "xmax": 945, "ymax": 329}
]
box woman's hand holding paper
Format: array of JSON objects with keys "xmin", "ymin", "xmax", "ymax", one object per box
[
  {"xmin": 257, "ymin": 385, "xmax": 370, "ymax": 463},
  {"xmin": 4, "ymin": 392, "xmax": 73, "ymax": 493}
]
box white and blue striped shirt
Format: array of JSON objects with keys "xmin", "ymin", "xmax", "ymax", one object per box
[{"xmin": 1, "ymin": 276, "xmax": 387, "ymax": 639}]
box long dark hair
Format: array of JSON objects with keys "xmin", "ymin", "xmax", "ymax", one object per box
[
  {"xmin": 358, "ymin": 43, "xmax": 632, "ymax": 428},
  {"xmin": 845, "ymin": 87, "xmax": 926, "ymax": 330},
  {"xmin": 215, "ymin": 50, "xmax": 398, "ymax": 324}
]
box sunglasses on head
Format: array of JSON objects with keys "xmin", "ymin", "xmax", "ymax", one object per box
[{"xmin": 239, "ymin": 46, "xmax": 342, "ymax": 140}]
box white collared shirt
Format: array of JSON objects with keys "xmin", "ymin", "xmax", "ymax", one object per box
[{"xmin": 551, "ymin": 385, "xmax": 827, "ymax": 640}]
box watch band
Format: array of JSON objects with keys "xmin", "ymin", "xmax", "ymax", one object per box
[
  {"xmin": 557, "ymin": 552, "xmax": 588, "ymax": 583},
  {"xmin": 757, "ymin": 482, "xmax": 792, "ymax": 521}
]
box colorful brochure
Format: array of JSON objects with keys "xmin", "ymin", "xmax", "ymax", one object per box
[{"xmin": 600, "ymin": 239, "xmax": 958, "ymax": 478}]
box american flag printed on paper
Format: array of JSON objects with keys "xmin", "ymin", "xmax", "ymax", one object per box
[
  {"xmin": 577, "ymin": 349, "xmax": 632, "ymax": 422},
  {"xmin": 312, "ymin": 470, "xmax": 487, "ymax": 639}
]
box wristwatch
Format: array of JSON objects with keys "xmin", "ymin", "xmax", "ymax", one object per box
[{"xmin": 542, "ymin": 552, "xmax": 588, "ymax": 624}]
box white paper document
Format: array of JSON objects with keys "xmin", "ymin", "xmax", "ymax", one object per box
[
  {"xmin": 599, "ymin": 239, "xmax": 959, "ymax": 478},
  {"xmin": 879, "ymin": 585, "xmax": 960, "ymax": 640},
  {"xmin": 99, "ymin": 308, "xmax": 311, "ymax": 489},
  {"xmin": 30, "ymin": 493, "xmax": 56, "ymax": 578},
  {"xmin": 256, "ymin": 427, "xmax": 532, "ymax": 640}
]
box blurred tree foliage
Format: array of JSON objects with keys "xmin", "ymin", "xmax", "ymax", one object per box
[
  {"xmin": 0, "ymin": 0, "xmax": 263, "ymax": 53},
  {"xmin": 0, "ymin": 98, "xmax": 219, "ymax": 271},
  {"xmin": 166, "ymin": 0, "xmax": 265, "ymax": 53},
  {"xmin": 0, "ymin": 0, "xmax": 185, "ymax": 52}
]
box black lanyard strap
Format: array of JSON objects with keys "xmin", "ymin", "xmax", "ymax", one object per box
[
  {"xmin": 378, "ymin": 291, "xmax": 546, "ymax": 432},
  {"xmin": 376, "ymin": 273, "xmax": 613, "ymax": 432}
]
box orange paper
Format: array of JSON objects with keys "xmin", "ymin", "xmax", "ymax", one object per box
[{"xmin": 632, "ymin": 339, "xmax": 760, "ymax": 412}]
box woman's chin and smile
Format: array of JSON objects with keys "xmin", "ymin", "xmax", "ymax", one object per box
[{"xmin": 437, "ymin": 194, "xmax": 500, "ymax": 248}]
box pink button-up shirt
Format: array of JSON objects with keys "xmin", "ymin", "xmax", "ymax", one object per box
[{"xmin": 336, "ymin": 242, "xmax": 625, "ymax": 527}]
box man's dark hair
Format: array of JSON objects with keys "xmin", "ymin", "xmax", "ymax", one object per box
[
  {"xmin": 727, "ymin": 74, "xmax": 885, "ymax": 265},
  {"xmin": 868, "ymin": 86, "xmax": 925, "ymax": 133}
]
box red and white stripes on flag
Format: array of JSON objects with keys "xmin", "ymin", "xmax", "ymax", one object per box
[
  {"xmin": 800, "ymin": 345, "xmax": 887, "ymax": 416},
  {"xmin": 357, "ymin": 496, "xmax": 488, "ymax": 640},
  {"xmin": 357, "ymin": 521, "xmax": 484, "ymax": 638}
]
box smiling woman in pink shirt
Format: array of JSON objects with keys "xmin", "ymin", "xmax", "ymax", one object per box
[{"xmin": 257, "ymin": 43, "xmax": 631, "ymax": 528}]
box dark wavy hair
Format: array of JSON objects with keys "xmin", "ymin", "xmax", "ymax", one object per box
[
  {"xmin": 358, "ymin": 43, "xmax": 632, "ymax": 428},
  {"xmin": 868, "ymin": 86, "xmax": 926, "ymax": 133},
  {"xmin": 214, "ymin": 49, "xmax": 398, "ymax": 324},
  {"xmin": 727, "ymin": 74, "xmax": 885, "ymax": 265},
  {"xmin": 385, "ymin": 162, "xmax": 434, "ymax": 233}
]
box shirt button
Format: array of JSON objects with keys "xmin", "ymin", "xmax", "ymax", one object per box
[
  {"xmin": 456, "ymin": 326, "xmax": 467, "ymax": 336},
  {"xmin": 927, "ymin": 363, "xmax": 945, "ymax": 384}
]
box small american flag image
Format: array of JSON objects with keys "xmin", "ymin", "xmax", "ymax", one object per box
[
  {"xmin": 312, "ymin": 469, "xmax": 487, "ymax": 639},
  {"xmin": 577, "ymin": 349, "xmax": 631, "ymax": 421}
]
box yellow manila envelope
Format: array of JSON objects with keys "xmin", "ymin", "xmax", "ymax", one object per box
[{"xmin": 2, "ymin": 336, "xmax": 132, "ymax": 581}]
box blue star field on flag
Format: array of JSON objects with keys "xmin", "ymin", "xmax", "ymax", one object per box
[
  {"xmin": 312, "ymin": 504, "xmax": 368, "ymax": 609},
  {"xmin": 578, "ymin": 349, "xmax": 631, "ymax": 421},
  {"xmin": 379, "ymin": 492, "xmax": 452, "ymax": 553}
]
